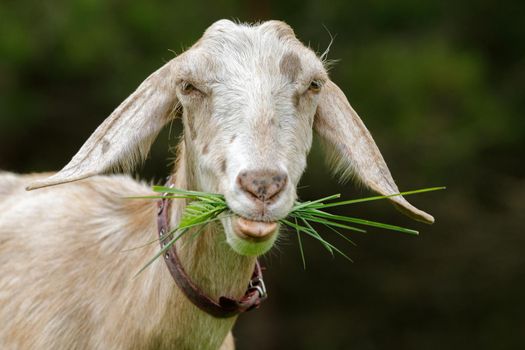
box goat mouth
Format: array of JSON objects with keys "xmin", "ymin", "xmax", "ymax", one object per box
[{"xmin": 232, "ymin": 216, "xmax": 278, "ymax": 242}]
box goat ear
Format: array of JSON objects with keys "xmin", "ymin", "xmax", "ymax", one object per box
[
  {"xmin": 314, "ymin": 80, "xmax": 434, "ymax": 224},
  {"xmin": 26, "ymin": 59, "xmax": 180, "ymax": 191}
]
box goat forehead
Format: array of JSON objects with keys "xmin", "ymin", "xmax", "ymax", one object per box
[
  {"xmin": 192, "ymin": 21, "xmax": 322, "ymax": 80},
  {"xmin": 202, "ymin": 20, "xmax": 298, "ymax": 52}
]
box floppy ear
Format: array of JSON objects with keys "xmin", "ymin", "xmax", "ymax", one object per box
[
  {"xmin": 26, "ymin": 58, "xmax": 181, "ymax": 190},
  {"xmin": 314, "ymin": 80, "xmax": 434, "ymax": 224}
]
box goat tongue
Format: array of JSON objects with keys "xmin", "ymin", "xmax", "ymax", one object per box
[{"xmin": 233, "ymin": 217, "xmax": 277, "ymax": 241}]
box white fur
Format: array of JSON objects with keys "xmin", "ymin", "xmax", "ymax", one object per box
[{"xmin": 1, "ymin": 19, "xmax": 433, "ymax": 349}]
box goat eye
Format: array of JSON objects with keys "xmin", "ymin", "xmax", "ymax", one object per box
[
  {"xmin": 180, "ymin": 82, "xmax": 199, "ymax": 95},
  {"xmin": 308, "ymin": 80, "xmax": 322, "ymax": 93}
]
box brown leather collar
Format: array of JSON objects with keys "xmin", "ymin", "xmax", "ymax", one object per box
[{"xmin": 156, "ymin": 193, "xmax": 267, "ymax": 318}]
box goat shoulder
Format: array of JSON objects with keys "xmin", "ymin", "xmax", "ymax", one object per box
[{"xmin": 0, "ymin": 173, "xmax": 182, "ymax": 349}]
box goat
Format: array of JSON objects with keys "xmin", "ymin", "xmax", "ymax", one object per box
[{"xmin": 0, "ymin": 20, "xmax": 434, "ymax": 349}]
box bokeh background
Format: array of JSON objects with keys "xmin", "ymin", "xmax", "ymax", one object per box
[{"xmin": 1, "ymin": 1, "xmax": 524, "ymax": 349}]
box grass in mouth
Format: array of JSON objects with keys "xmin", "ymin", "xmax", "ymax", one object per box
[{"xmin": 131, "ymin": 186, "xmax": 445, "ymax": 273}]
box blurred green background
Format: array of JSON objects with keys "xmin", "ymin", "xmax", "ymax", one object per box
[{"xmin": 1, "ymin": 0, "xmax": 524, "ymax": 349}]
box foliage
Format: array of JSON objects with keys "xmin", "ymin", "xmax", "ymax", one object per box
[{"xmin": 133, "ymin": 186, "xmax": 444, "ymax": 273}]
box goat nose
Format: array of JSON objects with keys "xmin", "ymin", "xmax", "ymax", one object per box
[{"xmin": 237, "ymin": 170, "xmax": 288, "ymax": 202}]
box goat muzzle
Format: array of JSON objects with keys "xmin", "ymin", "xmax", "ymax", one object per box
[{"xmin": 236, "ymin": 170, "xmax": 288, "ymax": 204}]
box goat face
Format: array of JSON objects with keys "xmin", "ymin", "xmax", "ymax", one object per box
[
  {"xmin": 177, "ymin": 21, "xmax": 327, "ymax": 255},
  {"xmin": 27, "ymin": 20, "xmax": 434, "ymax": 257}
]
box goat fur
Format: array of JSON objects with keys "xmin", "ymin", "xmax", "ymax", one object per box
[{"xmin": 0, "ymin": 20, "xmax": 433, "ymax": 349}]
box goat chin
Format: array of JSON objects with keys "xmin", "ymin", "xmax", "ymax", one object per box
[{"xmin": 222, "ymin": 215, "xmax": 280, "ymax": 256}]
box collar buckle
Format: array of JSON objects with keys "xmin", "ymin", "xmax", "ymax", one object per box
[{"xmin": 249, "ymin": 276, "xmax": 267, "ymax": 299}]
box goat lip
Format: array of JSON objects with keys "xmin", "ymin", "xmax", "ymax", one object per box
[{"xmin": 232, "ymin": 216, "xmax": 278, "ymax": 242}]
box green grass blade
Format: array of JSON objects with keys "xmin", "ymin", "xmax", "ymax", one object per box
[
  {"xmin": 179, "ymin": 206, "xmax": 227, "ymax": 228},
  {"xmin": 307, "ymin": 210, "xmax": 419, "ymax": 235},
  {"xmin": 183, "ymin": 224, "xmax": 211, "ymax": 247},
  {"xmin": 294, "ymin": 217, "xmax": 306, "ymax": 269},
  {"xmin": 152, "ymin": 186, "xmax": 224, "ymax": 199},
  {"xmin": 292, "ymin": 213, "xmax": 367, "ymax": 233},
  {"xmin": 134, "ymin": 228, "xmax": 188, "ymax": 277},
  {"xmin": 321, "ymin": 223, "xmax": 357, "ymax": 247},
  {"xmin": 123, "ymin": 195, "xmax": 197, "ymax": 200},
  {"xmin": 120, "ymin": 236, "xmax": 162, "ymax": 252},
  {"xmin": 299, "ymin": 218, "xmax": 333, "ymax": 256},
  {"xmin": 282, "ymin": 218, "xmax": 353, "ymax": 262},
  {"xmin": 313, "ymin": 187, "xmax": 446, "ymax": 209},
  {"xmin": 291, "ymin": 193, "xmax": 341, "ymax": 211},
  {"xmin": 172, "ymin": 215, "xmax": 224, "ymax": 231},
  {"xmin": 300, "ymin": 221, "xmax": 353, "ymax": 262}
]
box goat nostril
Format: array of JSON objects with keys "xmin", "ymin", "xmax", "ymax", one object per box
[{"xmin": 237, "ymin": 170, "xmax": 288, "ymax": 202}]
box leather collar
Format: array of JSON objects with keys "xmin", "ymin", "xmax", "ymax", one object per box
[{"xmin": 156, "ymin": 194, "xmax": 267, "ymax": 318}]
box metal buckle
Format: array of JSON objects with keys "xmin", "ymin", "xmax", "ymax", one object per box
[{"xmin": 248, "ymin": 276, "xmax": 267, "ymax": 299}]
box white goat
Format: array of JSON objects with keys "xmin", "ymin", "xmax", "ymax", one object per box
[{"xmin": 0, "ymin": 20, "xmax": 433, "ymax": 349}]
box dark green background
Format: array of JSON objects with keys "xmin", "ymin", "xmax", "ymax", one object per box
[{"xmin": 1, "ymin": 1, "xmax": 524, "ymax": 349}]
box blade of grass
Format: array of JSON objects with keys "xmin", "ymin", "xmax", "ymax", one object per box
[
  {"xmin": 299, "ymin": 218, "xmax": 333, "ymax": 256},
  {"xmin": 124, "ymin": 195, "xmax": 199, "ymax": 200},
  {"xmin": 281, "ymin": 219, "xmax": 325, "ymax": 245},
  {"xmin": 172, "ymin": 215, "xmax": 225, "ymax": 231},
  {"xmin": 294, "ymin": 217, "xmax": 306, "ymax": 269},
  {"xmin": 134, "ymin": 228, "xmax": 189, "ymax": 277},
  {"xmin": 290, "ymin": 193, "xmax": 341, "ymax": 211},
  {"xmin": 282, "ymin": 219, "xmax": 353, "ymax": 262},
  {"xmin": 152, "ymin": 186, "xmax": 224, "ymax": 198},
  {"xmin": 291, "ymin": 213, "xmax": 367, "ymax": 233},
  {"xmin": 301, "ymin": 223, "xmax": 353, "ymax": 262},
  {"xmin": 179, "ymin": 206, "xmax": 226, "ymax": 228},
  {"xmin": 183, "ymin": 224, "xmax": 211, "ymax": 247},
  {"xmin": 317, "ymin": 222, "xmax": 357, "ymax": 247},
  {"xmin": 312, "ymin": 187, "xmax": 446, "ymax": 209},
  {"xmin": 121, "ymin": 236, "xmax": 163, "ymax": 252},
  {"xmin": 307, "ymin": 210, "xmax": 419, "ymax": 235}
]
